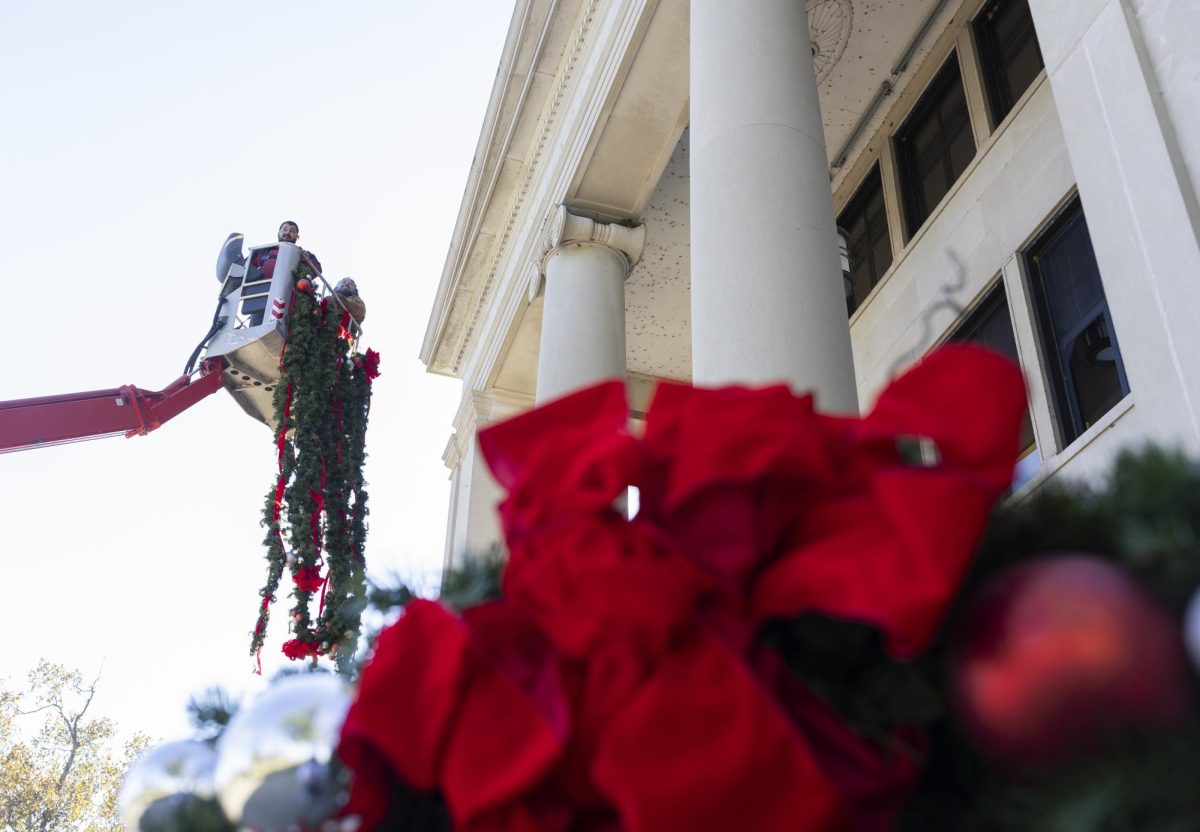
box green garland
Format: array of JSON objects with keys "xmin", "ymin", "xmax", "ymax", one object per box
[
  {"xmin": 763, "ymin": 447, "xmax": 1200, "ymax": 831},
  {"xmin": 317, "ymin": 341, "xmax": 373, "ymax": 674},
  {"xmin": 896, "ymin": 447, "xmax": 1200, "ymax": 831},
  {"xmin": 250, "ymin": 269, "xmax": 376, "ymax": 674}
]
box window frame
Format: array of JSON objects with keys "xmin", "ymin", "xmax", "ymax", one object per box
[
  {"xmin": 1023, "ymin": 197, "xmax": 1130, "ymax": 446},
  {"xmin": 945, "ymin": 281, "xmax": 1038, "ymax": 459},
  {"xmin": 893, "ymin": 52, "xmax": 977, "ymax": 239},
  {"xmin": 947, "ymin": 281, "xmax": 1014, "ymax": 349},
  {"xmin": 973, "ymin": 0, "xmax": 1045, "ymax": 127},
  {"xmin": 838, "ymin": 164, "xmax": 893, "ymax": 316}
]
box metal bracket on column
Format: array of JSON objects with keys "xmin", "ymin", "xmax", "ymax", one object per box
[{"xmin": 529, "ymin": 206, "xmax": 646, "ymax": 301}]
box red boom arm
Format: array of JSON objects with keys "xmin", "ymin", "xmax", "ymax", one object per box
[{"xmin": 0, "ymin": 358, "xmax": 226, "ymax": 453}]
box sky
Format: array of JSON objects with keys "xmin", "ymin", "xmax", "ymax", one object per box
[{"xmin": 0, "ymin": 2, "xmax": 514, "ymax": 744}]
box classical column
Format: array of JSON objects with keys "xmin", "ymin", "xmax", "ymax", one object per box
[
  {"xmin": 690, "ymin": 0, "xmax": 858, "ymax": 413},
  {"xmin": 533, "ymin": 206, "xmax": 645, "ymax": 403},
  {"xmin": 442, "ymin": 391, "xmax": 529, "ymax": 570}
]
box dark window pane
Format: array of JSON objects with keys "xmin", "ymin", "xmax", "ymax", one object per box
[
  {"xmin": 919, "ymin": 167, "xmax": 949, "ymax": 219},
  {"xmin": 947, "ymin": 121, "xmax": 977, "ymax": 179},
  {"xmin": 938, "ymin": 77, "xmax": 967, "ymax": 122},
  {"xmin": 912, "ymin": 116, "xmax": 941, "ymax": 158},
  {"xmin": 238, "ymin": 295, "xmax": 268, "ymax": 328},
  {"xmin": 948, "ymin": 287, "xmax": 1036, "ymax": 459},
  {"xmin": 975, "ymin": 0, "xmax": 1045, "ymax": 124},
  {"xmin": 1067, "ymin": 315, "xmax": 1126, "ymax": 427},
  {"xmin": 870, "ymin": 233, "xmax": 893, "ymax": 280},
  {"xmin": 240, "ymin": 296, "xmax": 268, "ymax": 315},
  {"xmin": 1027, "ymin": 199, "xmax": 1129, "ymax": 443},
  {"xmin": 849, "ymin": 264, "xmax": 874, "ymax": 312},
  {"xmin": 838, "ymin": 166, "xmax": 893, "ymax": 315},
  {"xmin": 1037, "ymin": 223, "xmax": 1105, "ymax": 325},
  {"xmin": 896, "ymin": 54, "xmax": 977, "ymax": 237}
]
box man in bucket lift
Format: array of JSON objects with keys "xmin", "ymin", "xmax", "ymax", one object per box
[
  {"xmin": 249, "ymin": 220, "xmax": 322, "ymax": 281},
  {"xmin": 333, "ymin": 277, "xmax": 367, "ymax": 328}
]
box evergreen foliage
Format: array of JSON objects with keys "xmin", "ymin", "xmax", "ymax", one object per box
[
  {"xmin": 249, "ymin": 271, "xmax": 375, "ymax": 674},
  {"xmin": 185, "ymin": 687, "xmax": 239, "ymax": 742},
  {"xmin": 767, "ymin": 447, "xmax": 1200, "ymax": 830}
]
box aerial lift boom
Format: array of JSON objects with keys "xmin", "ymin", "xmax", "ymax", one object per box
[
  {"xmin": 0, "ymin": 234, "xmax": 359, "ymax": 453},
  {"xmin": 0, "ymin": 357, "xmax": 226, "ymax": 453}
]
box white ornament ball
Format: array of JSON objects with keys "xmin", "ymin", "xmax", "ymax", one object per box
[
  {"xmin": 214, "ymin": 674, "xmax": 352, "ymax": 830},
  {"xmin": 1183, "ymin": 586, "xmax": 1200, "ymax": 670},
  {"xmin": 118, "ymin": 739, "xmax": 225, "ymax": 831}
]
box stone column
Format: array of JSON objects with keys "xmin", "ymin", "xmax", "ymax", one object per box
[
  {"xmin": 533, "ymin": 206, "xmax": 645, "ymax": 403},
  {"xmin": 442, "ymin": 391, "xmax": 529, "ymax": 570},
  {"xmin": 690, "ymin": 0, "xmax": 858, "ymax": 413}
]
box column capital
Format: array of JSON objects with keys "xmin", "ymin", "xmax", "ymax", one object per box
[
  {"xmin": 443, "ymin": 389, "xmax": 533, "ymax": 470},
  {"xmin": 530, "ymin": 206, "xmax": 645, "ymax": 300}
]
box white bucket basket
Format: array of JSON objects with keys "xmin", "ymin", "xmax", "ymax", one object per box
[{"xmin": 205, "ymin": 242, "xmax": 303, "ymax": 429}]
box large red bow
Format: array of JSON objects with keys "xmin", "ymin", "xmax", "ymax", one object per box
[{"xmin": 338, "ymin": 345, "xmax": 1025, "ymax": 831}]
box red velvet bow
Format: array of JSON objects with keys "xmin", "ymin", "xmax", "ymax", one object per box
[
  {"xmin": 281, "ymin": 638, "xmax": 321, "ymax": 660},
  {"xmin": 338, "ymin": 345, "xmax": 1025, "ymax": 831},
  {"xmin": 645, "ymin": 345, "xmax": 1026, "ymax": 657},
  {"xmin": 292, "ymin": 565, "xmax": 324, "ymax": 592},
  {"xmin": 363, "ymin": 348, "xmax": 382, "ymax": 381}
]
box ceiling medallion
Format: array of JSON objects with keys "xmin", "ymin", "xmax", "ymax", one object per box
[{"xmin": 808, "ymin": 0, "xmax": 854, "ymax": 83}]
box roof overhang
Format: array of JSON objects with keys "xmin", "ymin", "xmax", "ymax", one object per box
[
  {"xmin": 422, "ymin": 0, "xmax": 967, "ymax": 391},
  {"xmin": 421, "ymin": 0, "xmax": 690, "ymax": 385}
]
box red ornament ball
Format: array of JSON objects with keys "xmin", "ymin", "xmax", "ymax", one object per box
[
  {"xmin": 295, "ymin": 277, "xmax": 312, "ymax": 293},
  {"xmin": 950, "ymin": 554, "xmax": 1188, "ymax": 766}
]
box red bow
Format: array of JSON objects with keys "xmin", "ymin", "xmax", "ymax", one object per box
[
  {"xmin": 292, "ymin": 565, "xmax": 324, "ymax": 592},
  {"xmin": 281, "ymin": 638, "xmax": 321, "ymax": 660},
  {"xmin": 338, "ymin": 345, "xmax": 1025, "ymax": 831},
  {"xmin": 363, "ymin": 348, "xmax": 382, "ymax": 381}
]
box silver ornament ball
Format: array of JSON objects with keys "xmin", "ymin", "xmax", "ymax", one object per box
[
  {"xmin": 1184, "ymin": 585, "xmax": 1200, "ymax": 671},
  {"xmin": 118, "ymin": 739, "xmax": 225, "ymax": 831},
  {"xmin": 214, "ymin": 673, "xmax": 352, "ymax": 830}
]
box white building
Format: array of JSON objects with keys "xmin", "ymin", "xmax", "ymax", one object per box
[{"xmin": 422, "ymin": 0, "xmax": 1200, "ymax": 568}]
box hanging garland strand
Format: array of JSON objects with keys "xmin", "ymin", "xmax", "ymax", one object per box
[
  {"xmin": 317, "ymin": 344, "xmax": 376, "ymax": 674},
  {"xmin": 316, "ymin": 351, "xmax": 354, "ymax": 670},
  {"xmin": 249, "ymin": 296, "xmax": 300, "ymax": 663},
  {"xmin": 283, "ymin": 288, "xmax": 339, "ymax": 656},
  {"xmin": 249, "ymin": 267, "xmax": 378, "ymax": 670}
]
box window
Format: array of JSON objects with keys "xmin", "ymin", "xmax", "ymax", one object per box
[
  {"xmin": 895, "ymin": 54, "xmax": 976, "ymax": 238},
  {"xmin": 1026, "ymin": 198, "xmax": 1129, "ymax": 445},
  {"xmin": 838, "ymin": 166, "xmax": 893, "ymax": 315},
  {"xmin": 974, "ymin": 0, "xmax": 1044, "ymax": 125},
  {"xmin": 238, "ymin": 295, "xmax": 268, "ymax": 328},
  {"xmin": 948, "ymin": 286, "xmax": 1038, "ymax": 486}
]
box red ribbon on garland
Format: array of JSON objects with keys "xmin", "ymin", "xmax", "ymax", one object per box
[{"xmin": 338, "ymin": 345, "xmax": 1027, "ymax": 831}]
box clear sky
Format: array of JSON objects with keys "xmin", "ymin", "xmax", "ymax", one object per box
[{"xmin": 0, "ymin": 2, "xmax": 513, "ymax": 743}]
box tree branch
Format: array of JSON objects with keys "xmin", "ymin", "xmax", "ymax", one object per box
[
  {"xmin": 14, "ymin": 703, "xmax": 55, "ymax": 716},
  {"xmin": 56, "ymin": 667, "xmax": 100, "ymax": 789}
]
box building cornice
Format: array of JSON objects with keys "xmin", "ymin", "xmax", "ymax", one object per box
[
  {"xmin": 421, "ymin": 0, "xmax": 567, "ymax": 369},
  {"xmin": 442, "ymin": 389, "xmax": 534, "ymax": 470},
  {"xmin": 424, "ymin": 0, "xmax": 663, "ymax": 389}
]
